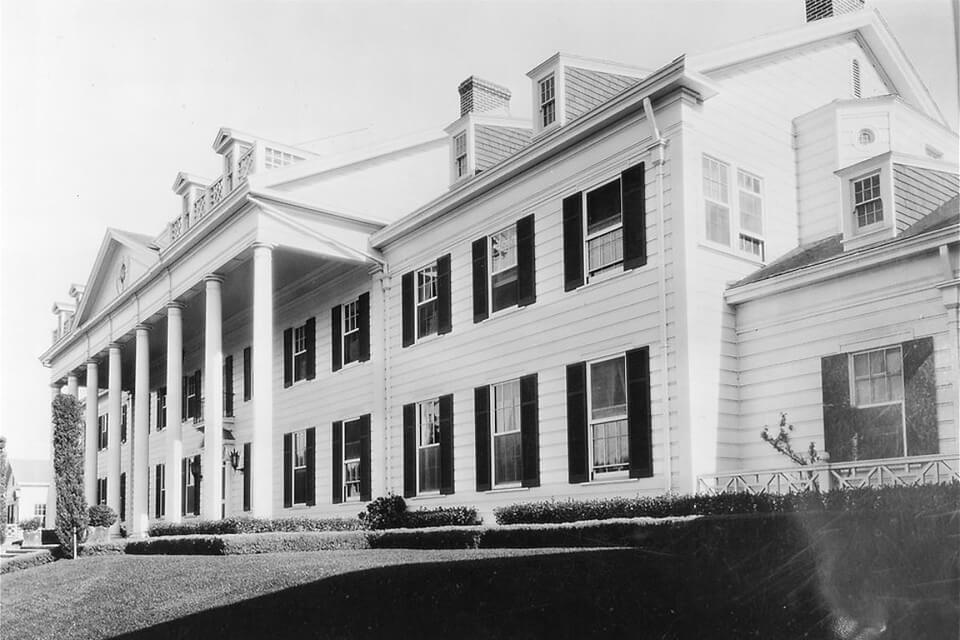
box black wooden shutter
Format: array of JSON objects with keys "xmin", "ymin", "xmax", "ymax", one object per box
[
  {"xmin": 192, "ymin": 455, "xmax": 201, "ymax": 515},
  {"xmin": 155, "ymin": 464, "xmax": 162, "ymax": 517},
  {"xmin": 358, "ymin": 293, "xmax": 371, "ymax": 362},
  {"xmin": 520, "ymin": 374, "xmax": 540, "ymax": 487},
  {"xmin": 359, "ymin": 414, "xmax": 372, "ymax": 501},
  {"xmin": 437, "ymin": 254, "xmax": 452, "ymax": 334},
  {"xmin": 403, "ymin": 403, "xmax": 416, "ymax": 498},
  {"xmin": 622, "ymin": 162, "xmax": 647, "ymax": 270},
  {"xmin": 156, "ymin": 393, "xmax": 162, "ymax": 430},
  {"xmin": 903, "ymin": 337, "xmax": 937, "ymax": 456},
  {"xmin": 472, "ymin": 237, "xmax": 489, "ymax": 323},
  {"xmin": 439, "ymin": 394, "xmax": 454, "ymax": 495},
  {"xmin": 562, "ymin": 192, "xmax": 584, "ymax": 291},
  {"xmin": 821, "ymin": 353, "xmax": 851, "ymax": 462},
  {"xmin": 626, "ymin": 347, "xmax": 652, "ymax": 478},
  {"xmin": 305, "ymin": 427, "xmax": 317, "ymax": 506},
  {"xmin": 474, "ymin": 386, "xmax": 491, "ymax": 491},
  {"xmin": 283, "ymin": 432, "xmax": 292, "ymax": 508},
  {"xmin": 331, "ymin": 421, "xmax": 343, "ymax": 504},
  {"xmin": 401, "ymin": 271, "xmax": 415, "ymax": 347},
  {"xmin": 243, "ymin": 347, "xmax": 252, "ymax": 401},
  {"xmin": 242, "ymin": 443, "xmax": 251, "ymax": 512},
  {"xmin": 192, "ymin": 370, "xmax": 202, "ymax": 419},
  {"xmin": 331, "ymin": 306, "xmax": 342, "ymax": 372},
  {"xmin": 516, "ymin": 214, "xmax": 536, "ymax": 307},
  {"xmin": 181, "ymin": 376, "xmax": 188, "ymax": 421},
  {"xmin": 181, "ymin": 459, "xmax": 187, "ymax": 516},
  {"xmin": 223, "ymin": 355, "xmax": 234, "ymax": 417},
  {"xmin": 305, "ymin": 317, "xmax": 317, "ymax": 380},
  {"xmin": 566, "ymin": 362, "xmax": 588, "ymax": 483},
  {"xmin": 283, "ymin": 328, "xmax": 293, "ymax": 388}
]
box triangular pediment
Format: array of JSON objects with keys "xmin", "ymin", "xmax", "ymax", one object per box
[{"xmin": 73, "ymin": 229, "xmax": 157, "ymax": 329}]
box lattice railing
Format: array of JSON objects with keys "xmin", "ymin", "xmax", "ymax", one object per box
[
  {"xmin": 238, "ymin": 146, "xmax": 255, "ymax": 180},
  {"xmin": 208, "ymin": 176, "xmax": 225, "ymax": 208},
  {"xmin": 698, "ymin": 453, "xmax": 960, "ymax": 495}
]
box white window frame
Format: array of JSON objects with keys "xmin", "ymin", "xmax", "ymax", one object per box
[
  {"xmin": 292, "ymin": 323, "xmax": 309, "ymax": 383},
  {"xmin": 183, "ymin": 458, "xmax": 196, "ymax": 514},
  {"xmin": 121, "ymin": 402, "xmax": 128, "ymax": 444},
  {"xmin": 342, "ymin": 298, "xmax": 361, "ymax": 366},
  {"xmin": 538, "ymin": 74, "xmax": 556, "ymax": 129},
  {"xmin": 582, "ymin": 176, "xmax": 624, "ymax": 279},
  {"xmin": 852, "ymin": 172, "xmax": 883, "ymax": 230},
  {"xmin": 702, "ymin": 154, "xmax": 766, "ymax": 261},
  {"xmin": 342, "ymin": 417, "xmax": 362, "ymax": 502},
  {"xmin": 186, "ymin": 374, "xmax": 200, "ymax": 420},
  {"xmin": 491, "ymin": 378, "xmax": 522, "ymax": 488},
  {"xmin": 453, "ymin": 132, "xmax": 468, "ymax": 179},
  {"xmin": 587, "ymin": 354, "xmax": 629, "ymax": 480},
  {"xmin": 158, "ymin": 387, "xmax": 167, "ymax": 431},
  {"xmin": 98, "ymin": 414, "xmax": 108, "ymax": 450},
  {"xmin": 34, "ymin": 504, "xmax": 46, "ymax": 518},
  {"xmin": 850, "ymin": 346, "xmax": 904, "ymax": 409},
  {"xmin": 98, "ymin": 478, "xmax": 107, "ymax": 505},
  {"xmin": 415, "ymin": 263, "xmax": 439, "ymax": 340},
  {"xmin": 417, "ymin": 399, "xmax": 441, "ymax": 495},
  {"xmin": 489, "ymin": 225, "xmax": 519, "ymax": 314},
  {"xmin": 291, "ymin": 429, "xmax": 308, "ymax": 506}
]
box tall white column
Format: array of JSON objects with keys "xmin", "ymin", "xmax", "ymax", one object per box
[
  {"xmin": 66, "ymin": 374, "xmax": 79, "ymax": 398},
  {"xmin": 202, "ymin": 275, "xmax": 224, "ymax": 520},
  {"xmin": 131, "ymin": 325, "xmax": 150, "ymax": 536},
  {"xmin": 369, "ymin": 265, "xmax": 387, "ymax": 497},
  {"xmin": 107, "ymin": 343, "xmax": 122, "ymax": 532},
  {"xmin": 84, "ymin": 360, "xmax": 99, "ymax": 507},
  {"xmin": 165, "ymin": 303, "xmax": 184, "ymax": 522},
  {"xmin": 251, "ymin": 244, "xmax": 274, "ymax": 518}
]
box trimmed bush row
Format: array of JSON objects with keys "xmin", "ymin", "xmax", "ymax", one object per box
[
  {"xmin": 148, "ymin": 516, "xmax": 362, "ymax": 537},
  {"xmin": 1, "ymin": 541, "xmax": 126, "ymax": 574},
  {"xmin": 493, "ymin": 484, "xmax": 960, "ymax": 524},
  {"xmin": 1, "ymin": 550, "xmax": 56, "ymax": 574},
  {"xmin": 358, "ymin": 496, "xmax": 482, "ymax": 530}
]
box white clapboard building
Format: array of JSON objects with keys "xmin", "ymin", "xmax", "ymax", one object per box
[{"xmin": 41, "ymin": 1, "xmax": 959, "ymax": 534}]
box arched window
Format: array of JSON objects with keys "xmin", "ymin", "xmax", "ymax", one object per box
[{"xmin": 858, "ymin": 129, "xmax": 874, "ymax": 145}]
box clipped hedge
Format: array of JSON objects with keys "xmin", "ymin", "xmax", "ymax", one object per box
[
  {"xmin": 1, "ymin": 550, "xmax": 56, "ymax": 574},
  {"xmin": 494, "ymin": 484, "xmax": 960, "ymax": 524},
  {"xmin": 127, "ymin": 531, "xmax": 370, "ymax": 555},
  {"xmin": 359, "ymin": 495, "xmax": 481, "ymax": 530},
  {"xmin": 149, "ymin": 516, "xmax": 362, "ymax": 537}
]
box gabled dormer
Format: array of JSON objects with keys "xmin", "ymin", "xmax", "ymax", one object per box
[
  {"xmin": 171, "ymin": 172, "xmax": 211, "ymax": 240},
  {"xmin": 51, "ymin": 300, "xmax": 76, "ymax": 344},
  {"xmin": 445, "ymin": 77, "xmax": 532, "ymax": 186},
  {"xmin": 525, "ymin": 53, "xmax": 649, "ymax": 136}
]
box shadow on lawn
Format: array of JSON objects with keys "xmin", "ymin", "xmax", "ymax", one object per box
[{"xmin": 110, "ymin": 548, "xmax": 839, "ymax": 640}]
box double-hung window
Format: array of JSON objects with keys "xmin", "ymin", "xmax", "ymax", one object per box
[
  {"xmin": 120, "ymin": 403, "xmax": 128, "ymax": 444},
  {"xmin": 331, "ymin": 295, "xmax": 369, "ymax": 370},
  {"xmin": 853, "ymin": 173, "xmax": 883, "ymax": 228},
  {"xmin": 97, "ymin": 478, "xmax": 107, "ymax": 505},
  {"xmin": 702, "ymin": 155, "xmax": 765, "ymax": 259},
  {"xmin": 472, "ymin": 216, "xmax": 535, "ymax": 321},
  {"xmin": 417, "ymin": 399, "xmax": 441, "ymax": 494},
  {"xmin": 283, "ymin": 428, "xmax": 315, "ymax": 507},
  {"xmin": 98, "ymin": 415, "xmax": 108, "ymax": 450},
  {"xmin": 342, "ymin": 300, "xmax": 360, "ymax": 365},
  {"xmin": 342, "ymin": 419, "xmax": 363, "ymax": 501},
  {"xmin": 852, "ymin": 346, "xmax": 903, "ymax": 407},
  {"xmin": 292, "ymin": 430, "xmax": 308, "ymax": 505},
  {"xmin": 588, "ymin": 356, "xmax": 629, "ymax": 478},
  {"xmin": 492, "ymin": 379, "xmax": 523, "ymax": 486},
  {"xmin": 490, "ymin": 226, "xmax": 519, "ymax": 312},
  {"xmin": 454, "ymin": 132, "xmax": 467, "ymax": 179},
  {"xmin": 539, "ymin": 74, "xmax": 556, "ymax": 128},
  {"xmin": 283, "ymin": 319, "xmax": 315, "ymax": 387},
  {"xmin": 585, "ymin": 178, "xmax": 624, "ymax": 277},
  {"xmin": 155, "ymin": 463, "xmax": 166, "ymax": 518},
  {"xmin": 157, "ymin": 387, "xmax": 167, "ymax": 431},
  {"xmin": 417, "ymin": 265, "xmax": 438, "ymax": 338},
  {"xmin": 183, "ymin": 458, "xmax": 197, "ymax": 515}
]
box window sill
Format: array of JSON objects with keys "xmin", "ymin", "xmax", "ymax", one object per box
[
  {"xmin": 407, "ymin": 493, "xmax": 444, "ymax": 502},
  {"xmin": 410, "ymin": 331, "xmax": 444, "ymax": 349},
  {"xmin": 697, "ymin": 240, "xmax": 766, "ymax": 266},
  {"xmin": 336, "ymin": 360, "xmax": 366, "ymax": 374},
  {"xmin": 487, "ymin": 485, "xmax": 529, "ymax": 494},
  {"xmin": 579, "ymin": 477, "xmax": 639, "ymax": 487}
]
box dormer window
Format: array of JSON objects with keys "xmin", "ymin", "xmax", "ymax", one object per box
[
  {"xmin": 539, "ymin": 75, "xmax": 556, "ymax": 128},
  {"xmin": 453, "ymin": 132, "xmax": 468, "ymax": 179},
  {"xmin": 853, "ymin": 173, "xmax": 883, "ymax": 228}
]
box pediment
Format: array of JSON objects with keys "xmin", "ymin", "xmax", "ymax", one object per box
[{"xmin": 73, "ymin": 229, "xmax": 156, "ymax": 329}]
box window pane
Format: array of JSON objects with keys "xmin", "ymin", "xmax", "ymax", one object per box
[
  {"xmin": 344, "ymin": 420, "xmax": 362, "ymax": 460},
  {"xmin": 591, "ymin": 357, "xmax": 626, "ymax": 420},
  {"xmin": 586, "ymin": 180, "xmax": 621, "ymax": 234},
  {"xmin": 491, "ymin": 227, "xmax": 517, "ymax": 273},
  {"xmin": 855, "ymin": 379, "xmax": 871, "ymax": 405},
  {"xmin": 294, "ymin": 431, "xmax": 306, "ymax": 467},
  {"xmin": 419, "ymin": 400, "xmax": 440, "ymax": 446},
  {"xmin": 702, "ymin": 157, "xmax": 728, "ymax": 203},
  {"xmin": 417, "ymin": 299, "xmax": 438, "ymax": 337},
  {"xmin": 592, "ymin": 419, "xmax": 629, "ymax": 472},
  {"xmin": 890, "ymin": 374, "xmax": 903, "ymax": 401},
  {"xmin": 419, "ymin": 446, "xmax": 440, "ymax": 493},
  {"xmin": 293, "ymin": 468, "xmax": 306, "ymax": 504},
  {"xmin": 853, "ymin": 353, "xmax": 868, "ymax": 377},
  {"xmin": 886, "ymin": 348, "xmax": 901, "ymax": 375},
  {"xmin": 344, "ymin": 332, "xmax": 361, "ymax": 364},
  {"xmin": 706, "ymin": 203, "xmax": 730, "ymax": 245},
  {"xmin": 491, "ymin": 266, "xmax": 518, "ymax": 312},
  {"xmin": 494, "ymin": 431, "xmax": 522, "ymax": 485},
  {"xmin": 739, "ymin": 191, "xmax": 763, "ymax": 234},
  {"xmin": 588, "ymin": 228, "xmax": 623, "ymax": 275},
  {"xmin": 493, "ymin": 380, "xmax": 521, "ymax": 433},
  {"xmin": 869, "ymin": 350, "xmax": 885, "ymax": 375},
  {"xmin": 417, "ymin": 266, "xmax": 437, "ymax": 302}
]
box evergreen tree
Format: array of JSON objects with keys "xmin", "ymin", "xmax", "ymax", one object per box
[{"xmin": 52, "ymin": 394, "xmax": 87, "ymax": 556}]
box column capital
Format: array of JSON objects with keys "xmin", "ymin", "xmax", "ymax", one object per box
[
  {"xmin": 85, "ymin": 358, "xmax": 99, "ymax": 367},
  {"xmin": 135, "ymin": 323, "xmax": 152, "ymax": 333},
  {"xmin": 166, "ymin": 301, "xmax": 184, "ymax": 311},
  {"xmin": 203, "ymin": 274, "xmax": 225, "ymax": 285},
  {"xmin": 108, "ymin": 342, "xmax": 122, "ymax": 351},
  {"xmin": 252, "ymin": 241, "xmax": 276, "ymax": 253}
]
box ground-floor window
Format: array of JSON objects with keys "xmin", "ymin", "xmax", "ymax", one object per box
[
  {"xmin": 155, "ymin": 464, "xmax": 166, "ymax": 518},
  {"xmin": 332, "ymin": 415, "xmax": 370, "ymax": 503},
  {"xmin": 33, "ymin": 504, "xmax": 46, "ymax": 518},
  {"xmin": 283, "ymin": 428, "xmax": 315, "ymax": 507},
  {"xmin": 96, "ymin": 477, "xmax": 107, "ymax": 505},
  {"xmin": 474, "ymin": 375, "xmax": 540, "ymax": 491},
  {"xmin": 589, "ymin": 356, "xmax": 629, "ymax": 479},
  {"xmin": 181, "ymin": 456, "xmax": 200, "ymax": 516}
]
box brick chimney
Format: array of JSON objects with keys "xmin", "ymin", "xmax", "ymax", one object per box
[
  {"xmin": 805, "ymin": 0, "xmax": 865, "ymax": 22},
  {"xmin": 458, "ymin": 76, "xmax": 511, "ymax": 117}
]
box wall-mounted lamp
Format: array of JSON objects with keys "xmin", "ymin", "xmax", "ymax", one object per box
[{"xmin": 229, "ymin": 448, "xmax": 244, "ymax": 472}]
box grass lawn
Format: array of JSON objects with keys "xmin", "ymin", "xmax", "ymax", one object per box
[{"xmin": 1, "ymin": 545, "xmax": 951, "ymax": 639}]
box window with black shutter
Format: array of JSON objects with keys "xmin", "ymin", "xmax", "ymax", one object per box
[
  {"xmin": 243, "ymin": 346, "xmax": 252, "ymax": 401},
  {"xmin": 403, "ymin": 255, "xmax": 452, "ymax": 346},
  {"xmin": 473, "ymin": 215, "xmax": 536, "ymax": 321},
  {"xmin": 223, "ymin": 355, "xmax": 234, "ymax": 418},
  {"xmin": 563, "ymin": 162, "xmax": 646, "ymax": 291},
  {"xmin": 157, "ymin": 387, "xmax": 167, "ymax": 431},
  {"xmin": 155, "ymin": 464, "xmax": 165, "ymax": 518},
  {"xmin": 284, "ymin": 428, "xmax": 316, "ymax": 507},
  {"xmin": 184, "ymin": 370, "xmax": 201, "ymax": 421},
  {"xmin": 476, "ymin": 374, "xmax": 538, "ymax": 490},
  {"xmin": 334, "ymin": 294, "xmax": 370, "ymax": 369},
  {"xmin": 404, "ymin": 395, "xmax": 455, "ymax": 496}
]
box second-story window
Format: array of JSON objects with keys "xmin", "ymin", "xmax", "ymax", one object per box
[
  {"xmin": 223, "ymin": 355, "xmax": 234, "ymax": 418},
  {"xmin": 454, "ymin": 132, "xmax": 467, "ymax": 179},
  {"xmin": 703, "ymin": 155, "xmax": 731, "ymax": 245},
  {"xmin": 283, "ymin": 318, "xmax": 315, "ymax": 388},
  {"xmin": 331, "ymin": 295, "xmax": 369, "ymax": 371},
  {"xmin": 472, "ymin": 216, "xmax": 536, "ymax": 321},
  {"xmin": 183, "ymin": 370, "xmax": 201, "ymax": 421},
  {"xmin": 98, "ymin": 414, "xmax": 108, "ymax": 450},
  {"xmin": 402, "ymin": 257, "xmax": 452, "ymax": 347},
  {"xmin": 120, "ymin": 403, "xmax": 128, "ymax": 444},
  {"xmin": 539, "ymin": 74, "xmax": 556, "ymax": 128},
  {"xmin": 585, "ymin": 178, "xmax": 624, "ymax": 277},
  {"xmin": 853, "ymin": 173, "xmax": 883, "ymax": 228},
  {"xmin": 156, "ymin": 387, "xmax": 167, "ymax": 431},
  {"xmin": 490, "ymin": 225, "xmax": 519, "ymax": 312},
  {"xmin": 417, "ymin": 265, "xmax": 438, "ymax": 338},
  {"xmin": 702, "ymin": 155, "xmax": 765, "ymax": 259},
  {"xmin": 737, "ymin": 170, "xmax": 764, "ymax": 258}
]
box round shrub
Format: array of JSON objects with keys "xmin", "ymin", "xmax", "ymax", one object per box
[
  {"xmin": 88, "ymin": 505, "xmax": 118, "ymax": 528},
  {"xmin": 19, "ymin": 517, "xmax": 43, "ymax": 531},
  {"xmin": 359, "ymin": 494, "xmax": 407, "ymax": 530}
]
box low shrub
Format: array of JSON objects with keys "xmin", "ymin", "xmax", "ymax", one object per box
[
  {"xmin": 18, "ymin": 517, "xmax": 43, "ymax": 531},
  {"xmin": 87, "ymin": 505, "xmax": 118, "ymax": 528},
  {"xmin": 359, "ymin": 495, "xmax": 407, "ymax": 530},
  {"xmin": 78, "ymin": 541, "xmax": 127, "ymax": 556},
  {"xmin": 494, "ymin": 484, "xmax": 960, "ymax": 524},
  {"xmin": 220, "ymin": 531, "xmax": 369, "ymax": 554},
  {"xmin": 0, "ymin": 550, "xmax": 55, "ymax": 574},
  {"xmin": 126, "ymin": 536, "xmax": 226, "ymax": 555},
  {"xmin": 368, "ymin": 527, "xmax": 484, "ymax": 549},
  {"xmin": 149, "ymin": 516, "xmax": 361, "ymax": 537}
]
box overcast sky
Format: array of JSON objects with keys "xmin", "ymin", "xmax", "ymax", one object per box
[{"xmin": 2, "ymin": 0, "xmax": 957, "ymax": 461}]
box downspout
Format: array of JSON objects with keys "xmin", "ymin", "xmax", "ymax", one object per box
[{"xmin": 643, "ymin": 97, "xmax": 673, "ymax": 492}]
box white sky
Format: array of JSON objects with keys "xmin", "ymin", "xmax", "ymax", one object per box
[{"xmin": 2, "ymin": 0, "xmax": 957, "ymax": 460}]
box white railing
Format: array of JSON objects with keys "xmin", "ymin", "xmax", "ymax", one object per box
[
  {"xmin": 697, "ymin": 453, "xmax": 960, "ymax": 495},
  {"xmin": 238, "ymin": 146, "xmax": 255, "ymax": 180},
  {"xmin": 208, "ymin": 176, "xmax": 225, "ymax": 208}
]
